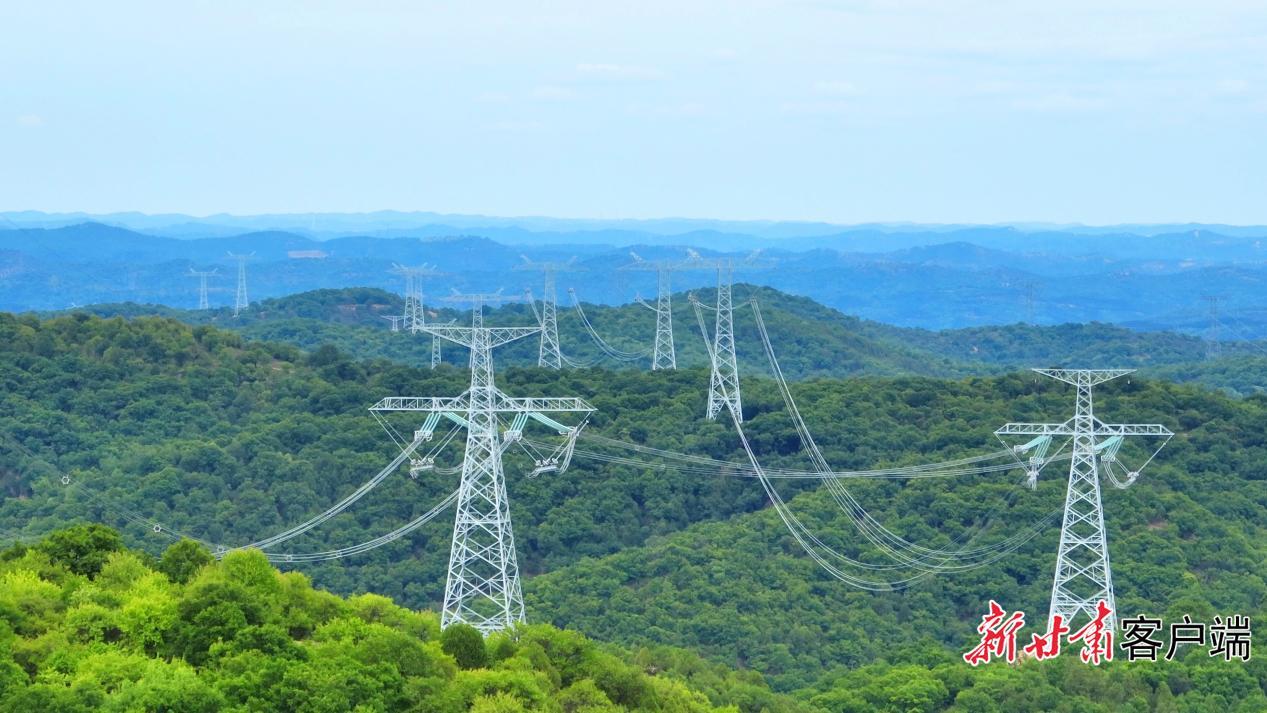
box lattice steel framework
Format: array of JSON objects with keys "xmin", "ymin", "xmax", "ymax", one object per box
[
  {"xmin": 516, "ymin": 258, "xmax": 580, "ymax": 369},
  {"xmin": 228, "ymin": 252, "xmax": 253, "ymax": 317},
  {"xmin": 188, "ymin": 269, "xmax": 217, "ymax": 310},
  {"xmin": 706, "ymin": 263, "xmax": 741, "ymax": 421},
  {"xmin": 372, "ymin": 302, "xmax": 592, "ymax": 633},
  {"xmin": 621, "ymin": 253, "xmax": 678, "ymax": 370},
  {"xmin": 1202, "ymin": 295, "xmax": 1221, "ymax": 360},
  {"xmin": 996, "ymin": 369, "xmax": 1172, "ymax": 631},
  {"xmin": 391, "ymin": 264, "xmax": 442, "ymax": 335},
  {"xmin": 650, "ymin": 269, "xmax": 675, "ymax": 370},
  {"xmin": 682, "ymin": 252, "xmax": 772, "ymax": 422}
]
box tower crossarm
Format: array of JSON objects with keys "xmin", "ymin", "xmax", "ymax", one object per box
[
  {"xmin": 995, "ymin": 422, "xmax": 1076, "ymax": 437},
  {"xmin": 1032, "ymin": 368, "xmax": 1134, "ymax": 386},
  {"xmin": 370, "ymin": 396, "xmax": 471, "ymax": 413},
  {"xmin": 1090, "ymin": 422, "xmax": 1173, "ymax": 437},
  {"xmin": 514, "ymin": 256, "xmax": 582, "ymax": 274},
  {"xmin": 494, "ymin": 395, "xmax": 595, "ymax": 414},
  {"xmin": 422, "ymin": 325, "xmax": 540, "ymax": 349}
]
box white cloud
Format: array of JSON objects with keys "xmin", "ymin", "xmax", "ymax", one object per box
[
  {"xmin": 531, "ymin": 85, "xmax": 575, "ymax": 100},
  {"xmin": 630, "ymin": 101, "xmax": 712, "ymax": 118},
  {"xmin": 1215, "ymin": 78, "xmax": 1250, "ymax": 95},
  {"xmin": 575, "ymin": 63, "xmax": 663, "ymax": 81},
  {"xmin": 779, "ymin": 99, "xmax": 853, "ymax": 116},
  {"xmin": 15, "ymin": 114, "xmax": 43, "ymax": 127},
  {"xmin": 486, "ymin": 119, "xmax": 545, "ymax": 133},
  {"xmin": 1011, "ymin": 92, "xmax": 1105, "ymax": 112},
  {"xmin": 813, "ymin": 80, "xmax": 858, "ymax": 96}
]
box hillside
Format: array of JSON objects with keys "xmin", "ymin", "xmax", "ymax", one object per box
[
  {"xmin": 524, "ymin": 375, "xmax": 1267, "ymax": 695},
  {"xmin": 2, "ymin": 313, "xmax": 1266, "ymax": 709},
  {"xmin": 73, "ymin": 286, "xmax": 1267, "ymax": 395},
  {"xmin": 0, "ymin": 525, "xmax": 797, "ymax": 712},
  {"xmin": 70, "ymin": 286, "xmax": 979, "ymax": 381}
]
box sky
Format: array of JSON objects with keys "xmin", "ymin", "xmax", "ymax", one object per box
[{"xmin": 3, "ymin": 1, "xmax": 1266, "ymax": 225}]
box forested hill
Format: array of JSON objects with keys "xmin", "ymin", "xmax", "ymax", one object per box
[
  {"xmin": 71, "ymin": 285, "xmax": 1267, "ymax": 395},
  {"xmin": 0, "ymin": 525, "xmax": 797, "ymax": 711},
  {"xmin": 66, "ymin": 286, "xmax": 978, "ymax": 380},
  {"xmin": 1, "ymin": 312, "xmax": 1265, "ymax": 709}
]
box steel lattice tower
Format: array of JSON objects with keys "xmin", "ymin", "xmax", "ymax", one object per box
[
  {"xmin": 391, "ymin": 264, "xmax": 441, "ymax": 335},
  {"xmin": 1202, "ymin": 295, "xmax": 1221, "ymax": 360},
  {"xmin": 621, "ymin": 254, "xmax": 678, "ymax": 370},
  {"xmin": 188, "ymin": 269, "xmax": 217, "ymax": 310},
  {"xmin": 651, "ymin": 267, "xmax": 676, "ymax": 370},
  {"xmin": 372, "ymin": 291, "xmax": 592, "ymax": 633},
  {"xmin": 516, "ymin": 258, "xmax": 580, "ymax": 369},
  {"xmin": 681, "ymin": 251, "xmax": 771, "ymax": 422},
  {"xmin": 706, "ymin": 262, "xmax": 742, "ymax": 421},
  {"xmin": 538, "ymin": 269, "xmax": 561, "ymax": 368},
  {"xmin": 996, "ymin": 369, "xmax": 1172, "ymax": 631},
  {"xmin": 228, "ymin": 252, "xmax": 253, "ymax": 317}
]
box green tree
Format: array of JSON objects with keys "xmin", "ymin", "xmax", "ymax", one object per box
[
  {"xmin": 158, "ymin": 539, "xmax": 214, "ymax": 585},
  {"xmin": 36, "ymin": 523, "xmax": 123, "ymax": 577},
  {"xmin": 442, "ymin": 623, "xmax": 490, "ymax": 670}
]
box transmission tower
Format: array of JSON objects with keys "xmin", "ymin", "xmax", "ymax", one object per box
[
  {"xmin": 620, "ymin": 253, "xmax": 679, "ymax": 370},
  {"xmin": 390, "ymin": 264, "xmax": 442, "ymax": 334},
  {"xmin": 996, "ymin": 369, "xmax": 1172, "ymax": 631},
  {"xmin": 227, "ymin": 252, "xmax": 253, "ymax": 317},
  {"xmin": 382, "ymin": 315, "xmax": 404, "ymax": 332},
  {"xmin": 682, "ymin": 251, "xmax": 773, "ymax": 423},
  {"xmin": 1202, "ymin": 295, "xmax": 1221, "ymax": 360},
  {"xmin": 372, "ymin": 293, "xmax": 593, "ymax": 633},
  {"xmin": 516, "ymin": 257, "xmax": 581, "ymax": 369},
  {"xmin": 188, "ymin": 269, "xmax": 218, "ymax": 310}
]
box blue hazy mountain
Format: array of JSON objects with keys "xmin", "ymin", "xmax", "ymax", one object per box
[{"xmin": 1, "ymin": 218, "xmax": 1265, "ymax": 335}]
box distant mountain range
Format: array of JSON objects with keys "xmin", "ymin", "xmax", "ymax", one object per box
[{"xmin": 2, "ymin": 215, "xmax": 1265, "ymax": 335}]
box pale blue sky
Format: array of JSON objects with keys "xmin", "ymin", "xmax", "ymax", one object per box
[{"xmin": 3, "ymin": 1, "xmax": 1265, "ymax": 224}]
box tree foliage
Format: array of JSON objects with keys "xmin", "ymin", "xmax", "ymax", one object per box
[
  {"xmin": 2, "ymin": 309, "xmax": 1266, "ymax": 709},
  {"xmin": 0, "ymin": 528, "xmax": 772, "ymax": 712}
]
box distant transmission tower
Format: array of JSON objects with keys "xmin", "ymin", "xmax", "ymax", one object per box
[
  {"xmin": 516, "ymin": 257, "xmax": 581, "ymax": 369},
  {"xmin": 996, "ymin": 369, "xmax": 1172, "ymax": 631},
  {"xmin": 1202, "ymin": 295, "xmax": 1221, "ymax": 359},
  {"xmin": 382, "ymin": 315, "xmax": 404, "ymax": 332},
  {"xmin": 373, "ymin": 291, "xmax": 593, "ymax": 633},
  {"xmin": 1023, "ymin": 281, "xmax": 1037, "ymax": 324},
  {"xmin": 228, "ymin": 252, "xmax": 253, "ymax": 317},
  {"xmin": 684, "ymin": 251, "xmax": 773, "ymax": 423},
  {"xmin": 390, "ymin": 264, "xmax": 442, "ymax": 335},
  {"xmin": 188, "ymin": 269, "xmax": 218, "ymax": 310},
  {"xmin": 620, "ymin": 253, "xmax": 679, "ymax": 371}
]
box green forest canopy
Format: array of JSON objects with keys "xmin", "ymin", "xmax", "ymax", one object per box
[
  {"xmin": 0, "ymin": 524, "xmax": 798, "ymax": 712},
  {"xmin": 0, "ymin": 311, "xmax": 1265, "ymax": 709},
  {"xmin": 69, "ymin": 285, "xmax": 1267, "ymax": 396}
]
